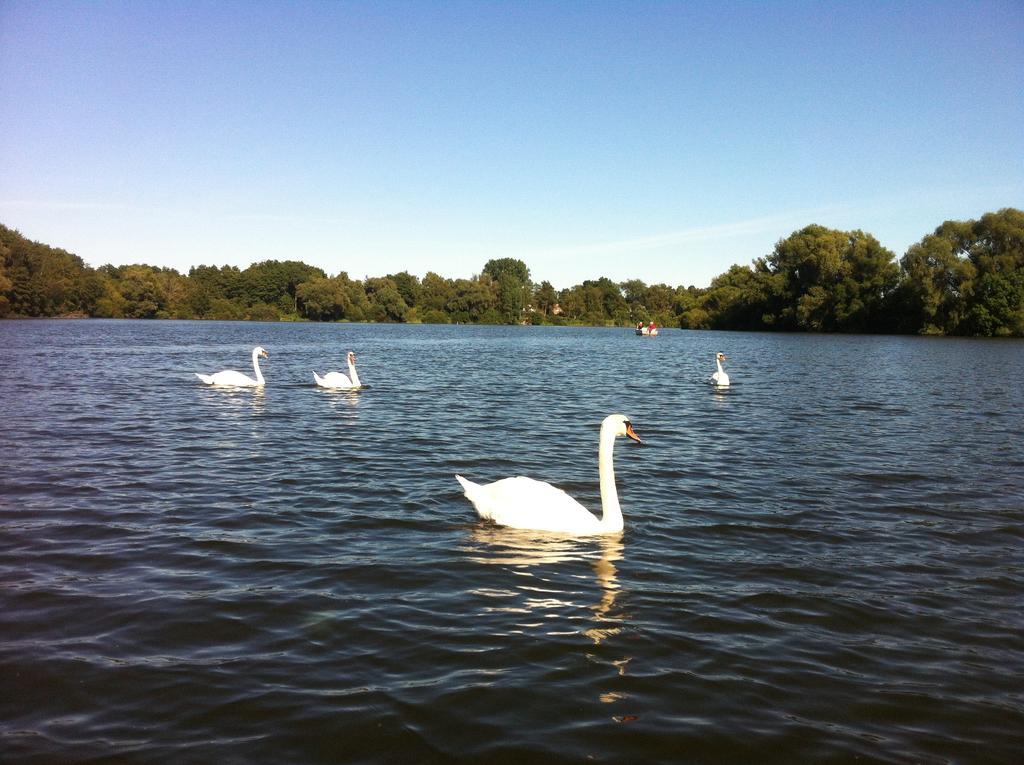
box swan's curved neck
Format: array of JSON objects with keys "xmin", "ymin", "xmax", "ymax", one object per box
[
  {"xmin": 597, "ymin": 424, "xmax": 623, "ymax": 532},
  {"xmin": 347, "ymin": 357, "xmax": 361, "ymax": 387},
  {"xmin": 252, "ymin": 349, "xmax": 265, "ymax": 385},
  {"xmin": 716, "ymin": 357, "xmax": 724, "ymax": 375}
]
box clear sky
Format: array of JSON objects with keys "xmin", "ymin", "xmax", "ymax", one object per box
[{"xmin": 2, "ymin": 1, "xmax": 1022, "ymax": 289}]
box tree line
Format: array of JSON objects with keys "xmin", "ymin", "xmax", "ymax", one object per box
[{"xmin": 1, "ymin": 208, "xmax": 1022, "ymax": 336}]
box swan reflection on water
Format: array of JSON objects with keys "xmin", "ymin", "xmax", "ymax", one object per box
[
  {"xmin": 315, "ymin": 385, "xmax": 362, "ymax": 415},
  {"xmin": 464, "ymin": 526, "xmax": 625, "ymax": 644},
  {"xmin": 464, "ymin": 526, "xmax": 633, "ymax": 707},
  {"xmin": 711, "ymin": 385, "xmax": 733, "ymax": 406},
  {"xmin": 200, "ymin": 384, "xmax": 266, "ymax": 416}
]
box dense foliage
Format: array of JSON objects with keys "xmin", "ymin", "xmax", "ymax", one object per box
[{"xmin": 2, "ymin": 208, "xmax": 1022, "ymax": 336}]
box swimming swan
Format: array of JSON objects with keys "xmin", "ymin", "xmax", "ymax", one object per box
[
  {"xmin": 455, "ymin": 414, "xmax": 642, "ymax": 535},
  {"xmin": 195, "ymin": 346, "xmax": 268, "ymax": 387},
  {"xmin": 313, "ymin": 351, "xmax": 362, "ymax": 389},
  {"xmin": 711, "ymin": 352, "xmax": 730, "ymax": 388}
]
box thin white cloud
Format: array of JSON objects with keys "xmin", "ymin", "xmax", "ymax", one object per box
[
  {"xmin": 518, "ymin": 206, "xmax": 846, "ymax": 261},
  {"xmin": 0, "ymin": 199, "xmax": 128, "ymax": 212},
  {"xmin": 513, "ymin": 183, "xmax": 1023, "ymax": 265},
  {"xmin": 0, "ymin": 201, "xmax": 349, "ymax": 228},
  {"xmin": 224, "ymin": 212, "xmax": 349, "ymax": 226}
]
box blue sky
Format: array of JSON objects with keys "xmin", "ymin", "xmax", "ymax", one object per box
[{"xmin": 1, "ymin": 1, "xmax": 1022, "ymax": 289}]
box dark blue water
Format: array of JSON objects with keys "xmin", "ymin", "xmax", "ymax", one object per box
[{"xmin": 1, "ymin": 320, "xmax": 1022, "ymax": 764}]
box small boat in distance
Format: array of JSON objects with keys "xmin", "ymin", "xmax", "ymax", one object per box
[{"xmin": 635, "ymin": 321, "xmax": 659, "ymax": 336}]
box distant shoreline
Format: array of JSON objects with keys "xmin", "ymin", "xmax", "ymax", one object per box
[
  {"xmin": 3, "ymin": 208, "xmax": 1022, "ymax": 337},
  {"xmin": 6, "ymin": 315, "xmax": 1024, "ymax": 342}
]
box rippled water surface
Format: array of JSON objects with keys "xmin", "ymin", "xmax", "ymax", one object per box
[{"xmin": 1, "ymin": 320, "xmax": 1022, "ymax": 764}]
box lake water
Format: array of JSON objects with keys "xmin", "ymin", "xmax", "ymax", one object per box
[{"xmin": 1, "ymin": 319, "xmax": 1022, "ymax": 764}]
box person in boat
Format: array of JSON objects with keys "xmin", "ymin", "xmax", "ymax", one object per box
[{"xmin": 648, "ymin": 321, "xmax": 656, "ymax": 332}]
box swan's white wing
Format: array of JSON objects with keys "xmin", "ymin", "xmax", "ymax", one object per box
[
  {"xmin": 315, "ymin": 371, "xmax": 355, "ymax": 389},
  {"xmin": 456, "ymin": 475, "xmax": 602, "ymax": 534},
  {"xmin": 202, "ymin": 369, "xmax": 259, "ymax": 386}
]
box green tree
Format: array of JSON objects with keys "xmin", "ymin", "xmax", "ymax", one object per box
[
  {"xmin": 155, "ymin": 268, "xmax": 190, "ymax": 318},
  {"xmin": 0, "ymin": 244, "xmax": 14, "ymax": 317},
  {"xmin": 557, "ymin": 285, "xmax": 586, "ymax": 322},
  {"xmin": 0, "ymin": 224, "xmax": 101, "ymax": 316},
  {"xmin": 447, "ymin": 277, "xmax": 496, "ymax": 323},
  {"xmin": 241, "ymin": 260, "xmax": 325, "ymax": 314},
  {"xmin": 93, "ymin": 280, "xmax": 127, "ymax": 318},
  {"xmin": 555, "ymin": 278, "xmax": 626, "ymax": 325},
  {"xmin": 116, "ymin": 265, "xmax": 168, "ymax": 319},
  {"xmin": 421, "ymin": 308, "xmax": 450, "ymax": 324},
  {"xmin": 387, "ymin": 271, "xmax": 421, "ymax": 309},
  {"xmin": 496, "ymin": 273, "xmax": 524, "ymax": 323},
  {"xmin": 207, "ymin": 297, "xmax": 245, "ymax": 320},
  {"xmin": 699, "ymin": 264, "xmax": 773, "ymax": 330},
  {"xmin": 420, "ymin": 271, "xmax": 454, "ymax": 313},
  {"xmin": 645, "ymin": 283, "xmax": 677, "ymax": 326},
  {"xmin": 893, "ymin": 235, "xmax": 975, "ymax": 334},
  {"xmin": 483, "ymin": 259, "xmax": 530, "ymax": 323},
  {"xmin": 965, "ymin": 271, "xmax": 1024, "ymax": 336},
  {"xmin": 892, "ymin": 208, "xmax": 1023, "ymax": 336},
  {"xmin": 296, "ymin": 277, "xmax": 345, "ymax": 321},
  {"xmin": 190, "ymin": 264, "xmax": 242, "ymax": 297},
  {"xmin": 182, "ymin": 265, "xmax": 241, "ymax": 318},
  {"xmin": 295, "ymin": 272, "xmax": 371, "ymax": 322},
  {"xmin": 758, "ymin": 225, "xmax": 898, "ymax": 332},
  {"xmin": 674, "ymin": 285, "xmax": 708, "ymax": 329},
  {"xmin": 482, "ymin": 258, "xmax": 530, "ymax": 284},
  {"xmin": 969, "ymin": 208, "xmax": 1024, "ymax": 272},
  {"xmin": 533, "ymin": 280, "xmax": 558, "ymax": 315},
  {"xmin": 585, "ymin": 277, "xmax": 627, "ymax": 324},
  {"xmin": 364, "ymin": 276, "xmax": 409, "ymax": 322},
  {"xmin": 247, "ymin": 302, "xmax": 281, "ymax": 321}
]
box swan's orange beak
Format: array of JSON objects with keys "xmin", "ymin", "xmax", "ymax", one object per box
[
  {"xmin": 261, "ymin": 350, "xmax": 269, "ymax": 359},
  {"xmin": 625, "ymin": 422, "xmax": 643, "ymax": 444}
]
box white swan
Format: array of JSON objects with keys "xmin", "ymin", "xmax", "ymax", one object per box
[
  {"xmin": 455, "ymin": 414, "xmax": 642, "ymax": 535},
  {"xmin": 195, "ymin": 346, "xmax": 268, "ymax": 387},
  {"xmin": 711, "ymin": 352, "xmax": 730, "ymax": 388},
  {"xmin": 313, "ymin": 351, "xmax": 362, "ymax": 389}
]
